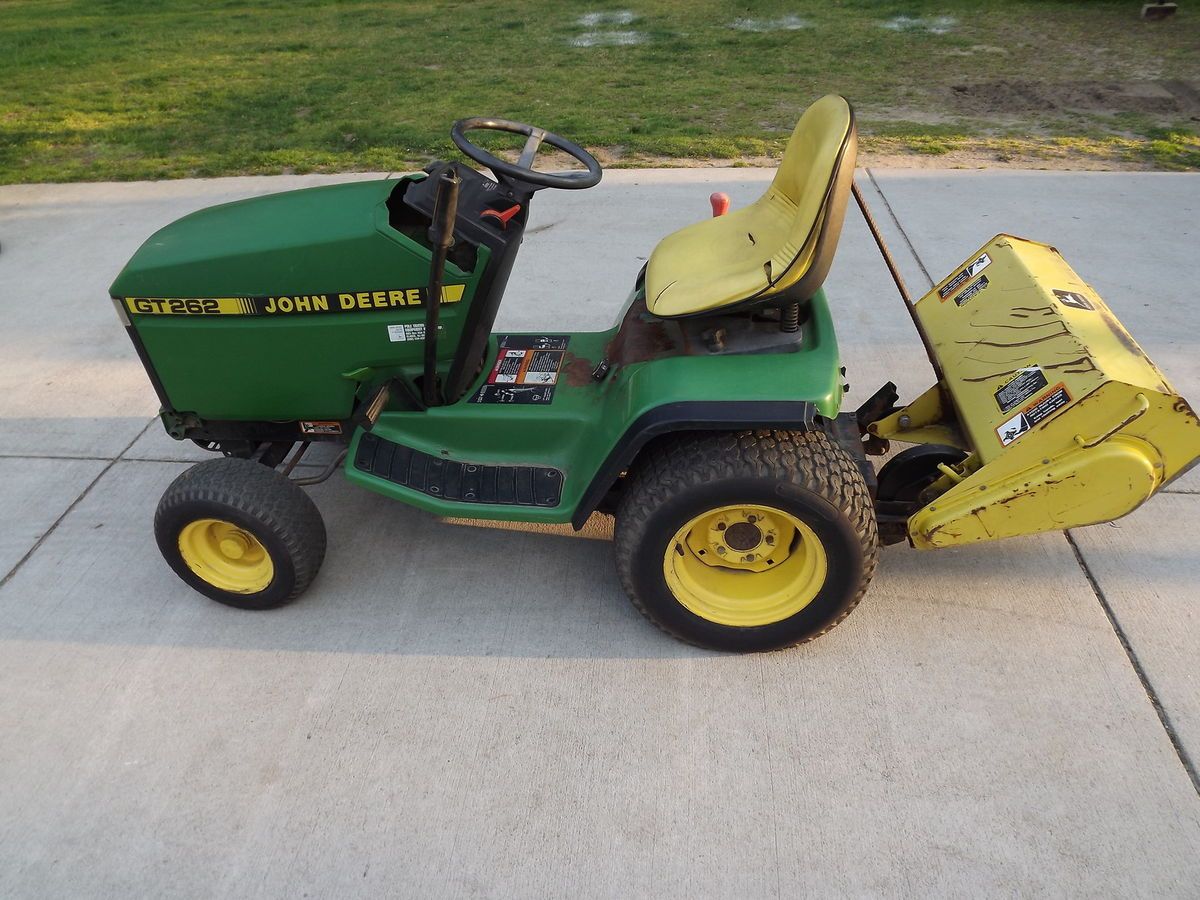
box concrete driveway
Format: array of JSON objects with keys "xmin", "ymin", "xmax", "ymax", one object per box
[{"xmin": 0, "ymin": 168, "xmax": 1197, "ymax": 897}]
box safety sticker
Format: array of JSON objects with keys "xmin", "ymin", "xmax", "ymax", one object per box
[
  {"xmin": 387, "ymin": 323, "xmax": 430, "ymax": 342},
  {"xmin": 498, "ymin": 334, "xmax": 570, "ymax": 351},
  {"xmin": 300, "ymin": 421, "xmax": 342, "ymax": 435},
  {"xmin": 470, "ymin": 335, "xmax": 570, "ymax": 404},
  {"xmin": 471, "ymin": 384, "xmax": 557, "ymax": 404},
  {"xmin": 1053, "ymin": 289, "xmax": 1095, "ymax": 311},
  {"xmin": 954, "ymin": 274, "xmax": 990, "ymax": 306},
  {"xmin": 994, "ymin": 366, "xmax": 1049, "ymax": 413},
  {"xmin": 938, "ymin": 253, "xmax": 991, "ymax": 300},
  {"xmin": 996, "ymin": 383, "xmax": 1072, "ymax": 447}
]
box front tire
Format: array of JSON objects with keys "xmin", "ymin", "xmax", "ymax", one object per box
[
  {"xmin": 615, "ymin": 430, "xmax": 878, "ymax": 652},
  {"xmin": 155, "ymin": 458, "xmax": 327, "ymax": 610}
]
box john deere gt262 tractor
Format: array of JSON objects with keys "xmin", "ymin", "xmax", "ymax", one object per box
[{"xmin": 112, "ymin": 96, "xmax": 1200, "ymax": 652}]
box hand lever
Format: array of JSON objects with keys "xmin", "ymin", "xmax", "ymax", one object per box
[
  {"xmin": 423, "ymin": 169, "xmax": 459, "ymax": 407},
  {"xmin": 481, "ymin": 203, "xmax": 522, "ymax": 229}
]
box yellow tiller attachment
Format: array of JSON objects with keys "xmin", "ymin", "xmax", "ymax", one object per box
[{"xmin": 871, "ymin": 234, "xmax": 1200, "ymax": 549}]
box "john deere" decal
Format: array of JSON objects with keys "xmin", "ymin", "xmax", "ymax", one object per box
[{"xmin": 122, "ymin": 285, "xmax": 466, "ymax": 316}]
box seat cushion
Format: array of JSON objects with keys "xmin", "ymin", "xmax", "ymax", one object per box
[{"xmin": 645, "ymin": 95, "xmax": 854, "ymax": 318}]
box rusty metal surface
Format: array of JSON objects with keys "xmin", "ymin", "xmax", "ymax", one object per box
[{"xmin": 880, "ymin": 234, "xmax": 1200, "ymax": 548}]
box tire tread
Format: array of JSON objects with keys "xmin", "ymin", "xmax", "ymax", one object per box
[
  {"xmin": 155, "ymin": 458, "xmax": 327, "ymax": 606},
  {"xmin": 614, "ymin": 429, "xmax": 878, "ymax": 649}
]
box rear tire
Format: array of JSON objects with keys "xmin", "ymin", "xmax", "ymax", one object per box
[
  {"xmin": 155, "ymin": 458, "xmax": 327, "ymax": 610},
  {"xmin": 614, "ymin": 430, "xmax": 878, "ymax": 652}
]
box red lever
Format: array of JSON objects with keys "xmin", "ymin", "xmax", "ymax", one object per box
[
  {"xmin": 710, "ymin": 192, "xmax": 730, "ymax": 217},
  {"xmin": 481, "ymin": 203, "xmax": 522, "ymax": 229}
]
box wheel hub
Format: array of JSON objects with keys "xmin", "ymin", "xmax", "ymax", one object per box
[
  {"xmin": 219, "ymin": 533, "xmax": 250, "ymax": 560},
  {"xmin": 692, "ymin": 508, "xmax": 787, "ymax": 573},
  {"xmin": 664, "ymin": 503, "xmax": 829, "ymax": 627},
  {"xmin": 178, "ymin": 518, "xmax": 274, "ymax": 594},
  {"xmin": 723, "ymin": 521, "xmax": 762, "ymax": 551}
]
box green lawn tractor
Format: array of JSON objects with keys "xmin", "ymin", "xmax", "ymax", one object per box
[{"xmin": 111, "ymin": 95, "xmax": 1200, "ymax": 652}]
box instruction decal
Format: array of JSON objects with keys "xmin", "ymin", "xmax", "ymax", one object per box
[
  {"xmin": 498, "ymin": 334, "xmax": 570, "ymax": 352},
  {"xmin": 954, "ymin": 274, "xmax": 989, "ymax": 306},
  {"xmin": 994, "ymin": 366, "xmax": 1049, "ymax": 413},
  {"xmin": 996, "ymin": 383, "xmax": 1072, "ymax": 447},
  {"xmin": 300, "ymin": 420, "xmax": 342, "ymax": 435},
  {"xmin": 472, "ymin": 384, "xmax": 556, "ymax": 404},
  {"xmin": 470, "ymin": 335, "xmax": 570, "ymax": 405},
  {"xmin": 938, "ymin": 253, "xmax": 991, "ymax": 301},
  {"xmin": 1053, "ymin": 289, "xmax": 1095, "ymax": 311},
  {"xmin": 387, "ymin": 323, "xmax": 433, "ymax": 342}
]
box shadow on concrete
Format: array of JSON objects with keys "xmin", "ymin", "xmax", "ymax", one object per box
[{"xmin": 0, "ymin": 447, "xmax": 1146, "ymax": 662}]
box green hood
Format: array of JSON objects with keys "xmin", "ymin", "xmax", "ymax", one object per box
[{"xmin": 110, "ymin": 178, "xmax": 415, "ymax": 298}]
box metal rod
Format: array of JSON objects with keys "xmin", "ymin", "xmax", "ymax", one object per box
[
  {"xmin": 423, "ymin": 169, "xmax": 460, "ymax": 407},
  {"xmin": 851, "ymin": 180, "xmax": 944, "ymax": 380},
  {"xmin": 281, "ymin": 441, "xmax": 310, "ymax": 476},
  {"xmin": 852, "ymin": 180, "xmax": 912, "ymax": 305},
  {"xmin": 291, "ymin": 448, "xmax": 349, "ymax": 487}
]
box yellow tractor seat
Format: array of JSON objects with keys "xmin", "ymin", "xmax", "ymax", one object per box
[{"xmin": 645, "ymin": 95, "xmax": 858, "ymax": 318}]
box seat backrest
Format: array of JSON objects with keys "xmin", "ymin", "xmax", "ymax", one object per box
[
  {"xmin": 764, "ymin": 94, "xmax": 857, "ymax": 301},
  {"xmin": 643, "ymin": 95, "xmax": 858, "ymax": 319}
]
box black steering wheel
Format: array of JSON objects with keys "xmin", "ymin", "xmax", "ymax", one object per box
[{"xmin": 450, "ymin": 117, "xmax": 602, "ymax": 190}]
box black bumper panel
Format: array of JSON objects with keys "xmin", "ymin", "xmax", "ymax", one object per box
[{"xmin": 354, "ymin": 432, "xmax": 563, "ymax": 508}]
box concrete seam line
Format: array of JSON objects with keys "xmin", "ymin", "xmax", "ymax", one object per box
[
  {"xmin": 1065, "ymin": 529, "xmax": 1200, "ymax": 797},
  {"xmin": 865, "ymin": 168, "xmax": 935, "ymax": 289},
  {"xmin": 0, "ymin": 452, "xmax": 141, "ymax": 462},
  {"xmin": 0, "ymin": 453, "xmax": 329, "ymax": 467},
  {"xmin": 0, "ymin": 417, "xmax": 157, "ymax": 591}
]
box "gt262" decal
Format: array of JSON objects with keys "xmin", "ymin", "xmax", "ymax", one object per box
[{"xmin": 122, "ymin": 285, "xmax": 466, "ymax": 316}]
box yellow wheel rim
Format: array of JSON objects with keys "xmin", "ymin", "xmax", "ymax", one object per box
[
  {"xmin": 662, "ymin": 504, "xmax": 828, "ymax": 627},
  {"xmin": 177, "ymin": 518, "xmax": 274, "ymax": 594}
]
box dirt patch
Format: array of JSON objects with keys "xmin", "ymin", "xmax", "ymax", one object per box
[
  {"xmin": 570, "ymin": 30, "xmax": 645, "ymax": 47},
  {"xmin": 880, "ymin": 15, "xmax": 956, "ymax": 35},
  {"xmin": 576, "ymin": 10, "xmax": 636, "ymax": 27},
  {"xmin": 946, "ymin": 80, "xmax": 1200, "ymax": 118},
  {"xmin": 856, "ymin": 149, "xmax": 1155, "ymax": 171},
  {"xmin": 728, "ymin": 15, "xmax": 809, "ymax": 33},
  {"xmin": 602, "ymin": 146, "xmax": 1159, "ymax": 172}
]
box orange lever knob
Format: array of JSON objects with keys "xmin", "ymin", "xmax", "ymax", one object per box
[
  {"xmin": 481, "ymin": 203, "xmax": 522, "ymax": 229},
  {"xmin": 710, "ymin": 192, "xmax": 731, "ymax": 217}
]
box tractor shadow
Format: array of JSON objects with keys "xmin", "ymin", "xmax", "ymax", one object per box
[{"xmin": 0, "ymin": 452, "xmax": 1159, "ymax": 661}]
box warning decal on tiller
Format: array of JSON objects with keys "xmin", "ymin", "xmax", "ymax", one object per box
[
  {"xmin": 995, "ymin": 383, "xmax": 1072, "ymax": 447},
  {"xmin": 1053, "ymin": 289, "xmax": 1095, "ymax": 311},
  {"xmin": 938, "ymin": 253, "xmax": 991, "ymax": 301},
  {"xmin": 470, "ymin": 335, "xmax": 569, "ymax": 405},
  {"xmin": 954, "ymin": 274, "xmax": 989, "ymax": 307},
  {"xmin": 994, "ymin": 366, "xmax": 1049, "ymax": 413}
]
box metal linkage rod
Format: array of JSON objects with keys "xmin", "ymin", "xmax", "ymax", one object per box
[{"xmin": 851, "ymin": 180, "xmax": 943, "ymax": 380}]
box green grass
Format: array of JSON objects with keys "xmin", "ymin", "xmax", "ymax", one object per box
[
  {"xmin": 1, "ymin": 0, "xmax": 1198, "ymax": 183},
  {"xmin": 1146, "ymin": 128, "xmax": 1200, "ymax": 168}
]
